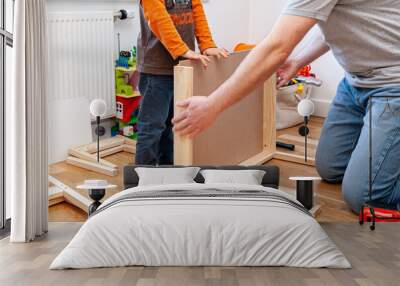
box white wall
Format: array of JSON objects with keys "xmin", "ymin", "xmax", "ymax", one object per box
[
  {"xmin": 46, "ymin": 0, "xmax": 341, "ymax": 117},
  {"xmin": 248, "ymin": 0, "xmax": 343, "ymax": 116},
  {"xmin": 46, "ymin": 0, "xmax": 250, "ymax": 55},
  {"xmin": 202, "ymin": 1, "xmax": 250, "ymax": 50}
]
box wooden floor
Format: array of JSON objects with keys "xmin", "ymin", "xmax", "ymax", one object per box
[
  {"xmin": 49, "ymin": 117, "xmax": 357, "ymax": 223},
  {"xmin": 1, "ymin": 222, "xmax": 399, "ymax": 286},
  {"xmin": 49, "ymin": 202, "xmax": 87, "ymax": 222}
]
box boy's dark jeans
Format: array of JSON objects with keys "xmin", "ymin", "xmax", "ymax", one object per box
[{"xmin": 135, "ymin": 73, "xmax": 174, "ymax": 165}]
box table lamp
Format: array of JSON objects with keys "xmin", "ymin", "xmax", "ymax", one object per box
[
  {"xmin": 298, "ymin": 99, "xmax": 315, "ymax": 162},
  {"xmin": 90, "ymin": 99, "xmax": 107, "ymax": 162}
]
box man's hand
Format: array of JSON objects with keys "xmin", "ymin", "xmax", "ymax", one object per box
[
  {"xmin": 172, "ymin": 96, "xmax": 220, "ymax": 138},
  {"xmin": 276, "ymin": 58, "xmax": 301, "ymax": 88},
  {"xmin": 203, "ymin": 47, "xmax": 230, "ymax": 59},
  {"xmin": 182, "ymin": 50, "xmax": 211, "ymax": 68}
]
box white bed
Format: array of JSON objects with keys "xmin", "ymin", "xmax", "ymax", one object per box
[{"xmin": 50, "ymin": 183, "xmax": 351, "ymax": 269}]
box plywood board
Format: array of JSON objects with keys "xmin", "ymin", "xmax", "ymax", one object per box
[
  {"xmin": 174, "ymin": 66, "xmax": 194, "ymax": 165},
  {"xmin": 176, "ymin": 51, "xmax": 271, "ymax": 165}
]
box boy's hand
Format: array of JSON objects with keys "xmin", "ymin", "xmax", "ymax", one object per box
[
  {"xmin": 203, "ymin": 47, "xmax": 230, "ymax": 59},
  {"xmin": 182, "ymin": 50, "xmax": 211, "ymax": 68}
]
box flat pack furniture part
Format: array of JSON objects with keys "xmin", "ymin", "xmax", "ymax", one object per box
[
  {"xmin": 275, "ymin": 150, "xmax": 316, "ymax": 166},
  {"xmin": 174, "ymin": 51, "xmax": 277, "ymax": 166},
  {"xmin": 66, "ymin": 135, "xmax": 136, "ymax": 176},
  {"xmin": 275, "ymin": 133, "xmax": 318, "ymax": 166},
  {"xmin": 48, "ymin": 176, "xmax": 91, "ymax": 213}
]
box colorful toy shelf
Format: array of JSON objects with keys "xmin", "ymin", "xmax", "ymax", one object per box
[
  {"xmin": 116, "ymin": 92, "xmax": 141, "ymax": 99},
  {"xmin": 114, "ymin": 48, "xmax": 141, "ymax": 140}
]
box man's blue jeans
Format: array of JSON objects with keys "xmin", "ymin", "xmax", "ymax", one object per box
[
  {"xmin": 316, "ymin": 78, "xmax": 400, "ymax": 213},
  {"xmin": 135, "ymin": 73, "xmax": 174, "ymax": 165}
]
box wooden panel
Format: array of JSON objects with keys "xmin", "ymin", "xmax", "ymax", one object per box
[
  {"xmin": 99, "ymin": 146, "xmax": 124, "ymax": 158},
  {"xmin": 274, "ymin": 151, "xmax": 316, "ymax": 166},
  {"xmin": 263, "ymin": 77, "xmax": 277, "ymax": 151},
  {"xmin": 240, "ymin": 149, "xmax": 275, "ymax": 166},
  {"xmin": 122, "ymin": 145, "xmax": 136, "ymax": 154},
  {"xmin": 66, "ymin": 156, "xmax": 117, "ymax": 176},
  {"xmin": 174, "ymin": 66, "xmax": 194, "ymax": 165},
  {"xmin": 82, "ymin": 137, "xmax": 124, "ymax": 153},
  {"xmin": 68, "ymin": 148, "xmax": 117, "ymax": 168},
  {"xmin": 177, "ymin": 51, "xmax": 272, "ymax": 165}
]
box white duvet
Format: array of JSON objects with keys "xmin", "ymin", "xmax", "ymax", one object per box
[{"xmin": 50, "ymin": 183, "xmax": 351, "ymax": 269}]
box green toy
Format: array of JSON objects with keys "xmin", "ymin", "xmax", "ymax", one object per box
[{"xmin": 115, "ymin": 70, "xmax": 134, "ymax": 96}]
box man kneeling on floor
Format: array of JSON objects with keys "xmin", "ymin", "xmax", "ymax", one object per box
[{"xmin": 172, "ymin": 0, "xmax": 400, "ymax": 214}]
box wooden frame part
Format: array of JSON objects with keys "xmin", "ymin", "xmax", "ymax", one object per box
[
  {"xmin": 275, "ymin": 132, "xmax": 319, "ymax": 166},
  {"xmin": 174, "ymin": 51, "xmax": 276, "ymax": 166},
  {"xmin": 66, "ymin": 135, "xmax": 136, "ymax": 176}
]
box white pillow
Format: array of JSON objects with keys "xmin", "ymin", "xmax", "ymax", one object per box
[
  {"xmin": 135, "ymin": 167, "xmax": 201, "ymax": 186},
  {"xmin": 200, "ymin": 169, "xmax": 266, "ymax": 185}
]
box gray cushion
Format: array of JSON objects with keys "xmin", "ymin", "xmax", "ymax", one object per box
[
  {"xmin": 124, "ymin": 165, "xmax": 280, "ymax": 190},
  {"xmin": 200, "ymin": 169, "xmax": 266, "ymax": 185},
  {"xmin": 135, "ymin": 167, "xmax": 201, "ymax": 186}
]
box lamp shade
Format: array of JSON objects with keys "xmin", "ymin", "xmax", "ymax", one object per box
[
  {"xmin": 90, "ymin": 99, "xmax": 107, "ymax": 117},
  {"xmin": 297, "ymin": 99, "xmax": 315, "ymax": 117}
]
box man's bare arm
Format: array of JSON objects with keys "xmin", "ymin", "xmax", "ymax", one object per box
[
  {"xmin": 210, "ymin": 15, "xmax": 317, "ymax": 113},
  {"xmin": 173, "ymin": 15, "xmax": 318, "ymax": 137},
  {"xmin": 277, "ymin": 27, "xmax": 330, "ymax": 87}
]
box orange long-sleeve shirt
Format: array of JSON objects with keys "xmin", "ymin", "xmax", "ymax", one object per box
[{"xmin": 140, "ymin": 0, "xmax": 216, "ymax": 59}]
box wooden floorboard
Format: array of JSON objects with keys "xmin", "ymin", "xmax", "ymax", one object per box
[
  {"xmin": 49, "ymin": 202, "xmax": 87, "ymax": 222},
  {"xmin": 0, "ymin": 222, "xmax": 399, "ymax": 286}
]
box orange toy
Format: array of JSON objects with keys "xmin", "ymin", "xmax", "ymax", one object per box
[
  {"xmin": 297, "ymin": 65, "xmax": 312, "ymax": 77},
  {"xmin": 234, "ymin": 43, "xmax": 256, "ymax": 52}
]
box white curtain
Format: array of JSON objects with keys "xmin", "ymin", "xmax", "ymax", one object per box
[{"xmin": 9, "ymin": 0, "xmax": 48, "ymax": 242}]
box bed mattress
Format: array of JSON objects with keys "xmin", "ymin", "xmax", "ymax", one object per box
[{"xmin": 50, "ymin": 183, "xmax": 350, "ymax": 269}]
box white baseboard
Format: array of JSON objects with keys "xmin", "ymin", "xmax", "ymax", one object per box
[{"xmin": 312, "ymin": 98, "xmax": 331, "ymax": 118}]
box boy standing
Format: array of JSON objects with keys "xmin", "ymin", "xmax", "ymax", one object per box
[{"xmin": 136, "ymin": 0, "xmax": 228, "ymax": 165}]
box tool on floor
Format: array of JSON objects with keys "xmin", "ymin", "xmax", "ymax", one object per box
[
  {"xmin": 276, "ymin": 141, "xmax": 295, "ymax": 151},
  {"xmin": 360, "ymin": 207, "xmax": 400, "ymax": 223}
]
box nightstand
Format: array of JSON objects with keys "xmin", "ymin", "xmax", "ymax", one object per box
[{"xmin": 77, "ymin": 180, "xmax": 117, "ymax": 215}]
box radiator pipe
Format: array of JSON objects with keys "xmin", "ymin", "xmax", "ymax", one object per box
[{"xmin": 114, "ymin": 10, "xmax": 134, "ymax": 20}]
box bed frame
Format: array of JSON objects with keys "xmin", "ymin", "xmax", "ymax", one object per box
[
  {"xmin": 123, "ymin": 165, "xmax": 280, "ymax": 190},
  {"xmin": 174, "ymin": 51, "xmax": 276, "ymax": 166}
]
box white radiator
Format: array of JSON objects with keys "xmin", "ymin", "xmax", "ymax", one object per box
[{"xmin": 47, "ymin": 11, "xmax": 116, "ymax": 117}]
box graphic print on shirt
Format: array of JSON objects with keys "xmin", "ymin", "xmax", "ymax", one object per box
[{"xmin": 165, "ymin": 0, "xmax": 194, "ymax": 27}]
